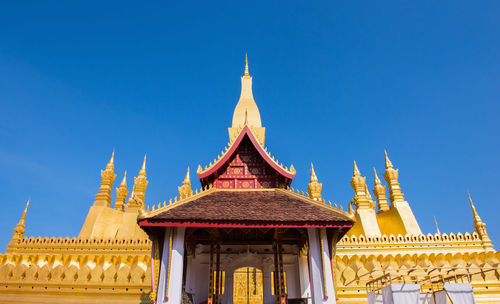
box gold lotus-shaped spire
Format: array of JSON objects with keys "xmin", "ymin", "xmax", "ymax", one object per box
[{"xmin": 308, "ymin": 163, "xmax": 322, "ymax": 200}]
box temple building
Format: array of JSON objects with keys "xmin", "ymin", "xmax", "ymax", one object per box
[{"xmin": 0, "ymin": 58, "xmax": 499, "ymax": 304}]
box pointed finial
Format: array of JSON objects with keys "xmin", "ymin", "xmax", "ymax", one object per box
[
  {"xmin": 434, "ymin": 216, "xmax": 441, "ymax": 234},
  {"xmin": 184, "ymin": 167, "xmax": 190, "ymax": 184},
  {"xmin": 372, "ymin": 167, "xmax": 389, "ymax": 212},
  {"xmin": 467, "ymin": 192, "xmax": 493, "ymax": 251},
  {"xmin": 105, "ymin": 150, "xmax": 115, "ymax": 171},
  {"xmin": 139, "ymin": 155, "xmax": 147, "ymax": 176},
  {"xmin": 12, "ymin": 200, "xmax": 30, "ymax": 239},
  {"xmin": 94, "ymin": 152, "xmax": 117, "ymax": 207},
  {"xmin": 384, "ymin": 150, "xmax": 393, "ymax": 169},
  {"xmin": 353, "ymin": 161, "xmax": 361, "ymax": 176},
  {"xmin": 115, "ymin": 171, "xmax": 128, "ymax": 211},
  {"xmin": 244, "ymin": 53, "xmax": 249, "ymax": 76},
  {"xmin": 373, "ymin": 168, "xmax": 381, "ymax": 185},
  {"xmin": 310, "ymin": 163, "xmax": 318, "ymax": 182},
  {"xmin": 179, "ymin": 167, "xmax": 193, "ymax": 199},
  {"xmin": 20, "ymin": 200, "xmax": 29, "ymax": 225},
  {"xmin": 120, "ymin": 171, "xmax": 127, "ymax": 187},
  {"xmin": 468, "ymin": 192, "xmax": 480, "ymax": 220},
  {"xmin": 308, "ymin": 163, "xmax": 322, "ymax": 200},
  {"xmin": 244, "ymin": 109, "xmax": 248, "ymax": 125}
]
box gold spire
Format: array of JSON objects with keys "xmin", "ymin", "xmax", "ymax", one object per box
[
  {"xmin": 353, "ymin": 161, "xmax": 361, "ymax": 177},
  {"xmin": 94, "ymin": 151, "xmax": 117, "ymax": 207},
  {"xmin": 107, "ymin": 151, "xmax": 115, "ymax": 170},
  {"xmin": 307, "ymin": 163, "xmax": 322, "ymax": 200},
  {"xmin": 178, "ymin": 167, "xmax": 193, "ymax": 200},
  {"xmin": 434, "ymin": 216, "xmax": 441, "ymax": 235},
  {"xmin": 468, "ymin": 192, "xmax": 493, "ymax": 251},
  {"xmin": 139, "ymin": 155, "xmax": 147, "ymax": 176},
  {"xmin": 228, "ymin": 54, "xmax": 265, "ymax": 145},
  {"xmin": 382, "ymin": 150, "xmax": 405, "ymax": 203},
  {"xmin": 373, "ymin": 168, "xmax": 389, "ymax": 212},
  {"xmin": 384, "ymin": 150, "xmax": 393, "ymax": 169},
  {"xmin": 374, "ymin": 168, "xmax": 382, "ymax": 185},
  {"xmin": 127, "ymin": 156, "xmax": 149, "ymax": 209},
  {"xmin": 184, "ymin": 167, "xmax": 191, "ymax": 184},
  {"xmin": 350, "ymin": 161, "xmax": 370, "ymax": 209},
  {"xmin": 120, "ymin": 171, "xmax": 127, "ymax": 187},
  {"xmin": 310, "ymin": 163, "xmax": 318, "ymax": 182},
  {"xmin": 115, "ymin": 171, "xmax": 128, "ymax": 211},
  {"xmin": 12, "ymin": 200, "xmax": 29, "ymax": 240},
  {"xmin": 244, "ymin": 53, "xmax": 249, "ymax": 76}
]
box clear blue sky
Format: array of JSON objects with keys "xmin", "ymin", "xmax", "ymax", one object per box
[{"xmin": 0, "ymin": 1, "xmax": 499, "ymax": 249}]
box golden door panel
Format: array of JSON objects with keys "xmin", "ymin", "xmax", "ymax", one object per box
[{"xmin": 233, "ymin": 267, "xmax": 263, "ymax": 304}]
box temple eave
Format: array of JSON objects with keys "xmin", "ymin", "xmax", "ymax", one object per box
[{"xmin": 139, "ymin": 219, "xmax": 353, "ymax": 229}]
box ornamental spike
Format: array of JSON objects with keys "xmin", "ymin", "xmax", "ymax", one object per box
[
  {"xmin": 373, "ymin": 168, "xmax": 381, "ymax": 185},
  {"xmin": 107, "ymin": 150, "xmax": 115, "ymax": 170},
  {"xmin": 95, "ymin": 152, "xmax": 117, "ymax": 207},
  {"xmin": 139, "ymin": 155, "xmax": 147, "ymax": 176},
  {"xmin": 184, "ymin": 167, "xmax": 190, "ymax": 184},
  {"xmin": 384, "ymin": 150, "xmax": 393, "ymax": 169},
  {"xmin": 468, "ymin": 192, "xmax": 494, "ymax": 251},
  {"xmin": 353, "ymin": 161, "xmax": 361, "ymax": 176},
  {"xmin": 12, "ymin": 200, "xmax": 29, "ymax": 240},
  {"xmin": 310, "ymin": 163, "xmax": 318, "ymax": 182},
  {"xmin": 244, "ymin": 53, "xmax": 249, "ymax": 76}
]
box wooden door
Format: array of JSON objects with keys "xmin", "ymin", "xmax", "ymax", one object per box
[{"xmin": 233, "ymin": 267, "xmax": 264, "ymax": 304}]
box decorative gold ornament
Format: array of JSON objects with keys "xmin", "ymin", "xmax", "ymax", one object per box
[{"xmin": 307, "ymin": 163, "xmax": 322, "ymax": 200}]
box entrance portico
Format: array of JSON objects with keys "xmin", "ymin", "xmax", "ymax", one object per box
[{"xmin": 139, "ymin": 189, "xmax": 353, "ymax": 304}]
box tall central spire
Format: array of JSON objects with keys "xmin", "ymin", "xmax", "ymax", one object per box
[
  {"xmin": 228, "ymin": 55, "xmax": 266, "ymax": 145},
  {"xmin": 244, "ymin": 53, "xmax": 249, "ymax": 76}
]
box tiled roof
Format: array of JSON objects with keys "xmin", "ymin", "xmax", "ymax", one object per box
[{"xmin": 143, "ymin": 190, "xmax": 353, "ymax": 227}]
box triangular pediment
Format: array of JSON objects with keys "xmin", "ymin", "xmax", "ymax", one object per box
[{"xmin": 197, "ymin": 126, "xmax": 295, "ymax": 189}]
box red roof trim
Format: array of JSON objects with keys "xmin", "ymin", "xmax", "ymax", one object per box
[
  {"xmin": 139, "ymin": 219, "xmax": 353, "ymax": 229},
  {"xmin": 197, "ymin": 126, "xmax": 295, "ymax": 179}
]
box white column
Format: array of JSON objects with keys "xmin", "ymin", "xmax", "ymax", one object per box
[
  {"xmin": 156, "ymin": 227, "xmax": 186, "ymax": 304},
  {"xmin": 320, "ymin": 228, "xmax": 336, "ymax": 304},
  {"xmin": 307, "ymin": 228, "xmax": 336, "ymax": 304},
  {"xmin": 298, "ymin": 254, "xmax": 312, "ymax": 303},
  {"xmin": 184, "ymin": 255, "xmax": 193, "ymax": 294}
]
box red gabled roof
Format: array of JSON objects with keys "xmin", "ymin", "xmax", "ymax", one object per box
[{"xmin": 197, "ymin": 126, "xmax": 295, "ymax": 180}]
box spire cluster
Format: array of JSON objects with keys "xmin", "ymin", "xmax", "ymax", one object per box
[
  {"xmin": 91, "ymin": 151, "xmax": 149, "ymax": 211},
  {"xmin": 349, "ymin": 151, "xmax": 405, "ymax": 213}
]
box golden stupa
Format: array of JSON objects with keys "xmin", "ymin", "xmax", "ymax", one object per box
[{"xmin": 0, "ymin": 58, "xmax": 498, "ymax": 304}]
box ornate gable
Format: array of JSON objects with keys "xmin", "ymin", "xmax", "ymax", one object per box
[{"xmin": 198, "ymin": 126, "xmax": 295, "ymax": 189}]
